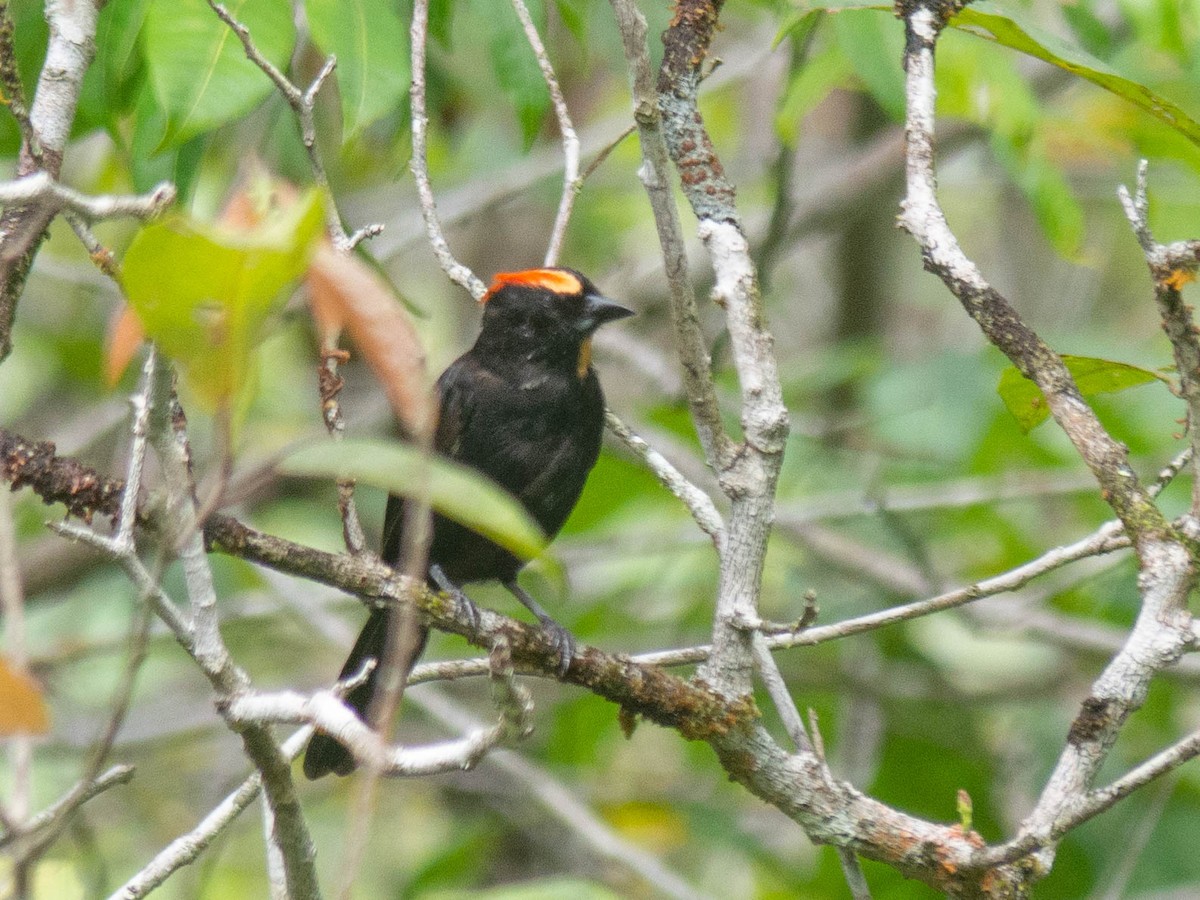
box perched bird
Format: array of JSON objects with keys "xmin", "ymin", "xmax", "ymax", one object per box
[{"xmin": 304, "ymin": 267, "xmax": 634, "ymax": 778}]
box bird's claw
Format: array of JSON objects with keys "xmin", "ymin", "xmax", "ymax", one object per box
[
  {"xmin": 539, "ymin": 616, "xmax": 576, "ymax": 676},
  {"xmin": 430, "ymin": 564, "xmax": 481, "ymax": 632},
  {"xmin": 458, "ymin": 593, "xmax": 482, "ymax": 633}
]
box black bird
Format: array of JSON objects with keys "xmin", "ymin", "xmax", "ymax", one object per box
[{"xmin": 304, "ymin": 267, "xmax": 634, "ymax": 778}]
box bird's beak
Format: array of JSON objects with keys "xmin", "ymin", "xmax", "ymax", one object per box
[{"xmin": 579, "ymin": 293, "xmax": 635, "ymax": 333}]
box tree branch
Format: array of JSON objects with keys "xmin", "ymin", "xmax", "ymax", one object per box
[
  {"xmin": 606, "ymin": 0, "xmax": 734, "ymax": 471},
  {"xmin": 605, "ymin": 409, "xmax": 725, "ymax": 548},
  {"xmin": 1118, "ymin": 160, "xmax": 1200, "ymax": 515},
  {"xmin": 409, "ymin": 0, "xmax": 486, "ymax": 299},
  {"xmin": 896, "ymin": 0, "xmax": 1166, "ymax": 547},
  {"xmin": 0, "ymin": 0, "xmax": 100, "ymax": 362},
  {"xmin": 507, "ymin": 0, "xmax": 580, "ymax": 265},
  {"xmin": 896, "ymin": 0, "xmax": 1200, "ymax": 885}
]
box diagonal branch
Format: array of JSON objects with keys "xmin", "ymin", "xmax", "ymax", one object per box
[
  {"xmin": 896, "ymin": 0, "xmax": 1200, "ymax": 885},
  {"xmin": 645, "ymin": 0, "xmax": 790, "ymax": 702},
  {"xmin": 409, "ymin": 0, "xmax": 487, "ymax": 299},
  {"xmin": 1118, "ymin": 160, "xmax": 1200, "ymax": 515},
  {"xmin": 605, "ymin": 410, "xmax": 725, "ymax": 548},
  {"xmin": 606, "ymin": 0, "xmax": 734, "ymax": 472},
  {"xmin": 508, "ymin": 0, "xmax": 580, "ymax": 265},
  {"xmin": 896, "ymin": 1, "xmax": 1166, "ymax": 548},
  {"xmin": 0, "ymin": 0, "xmax": 99, "ymax": 362}
]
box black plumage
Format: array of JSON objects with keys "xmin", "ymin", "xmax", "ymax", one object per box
[{"xmin": 303, "ymin": 268, "xmax": 633, "ymax": 779}]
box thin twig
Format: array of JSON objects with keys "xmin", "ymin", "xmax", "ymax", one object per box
[
  {"xmin": 606, "ymin": 0, "xmax": 733, "ymax": 469},
  {"xmin": 206, "ymin": 0, "xmax": 378, "ymax": 557},
  {"xmin": 1118, "ymin": 161, "xmax": 1200, "ymax": 514},
  {"xmin": 2, "ymin": 766, "xmax": 133, "ymax": 851},
  {"xmin": 581, "ymin": 124, "xmax": 637, "ymax": 181},
  {"xmin": 976, "ymin": 727, "xmax": 1200, "ymax": 869},
  {"xmin": 409, "ymin": 0, "xmax": 486, "ymax": 299},
  {"xmin": 318, "ymin": 349, "xmax": 367, "ymax": 554},
  {"xmin": 413, "ymin": 688, "xmax": 710, "ymax": 900},
  {"xmin": 800, "ymin": 707, "xmax": 872, "ymax": 899},
  {"xmin": 205, "ymin": 1, "xmax": 371, "ymax": 248},
  {"xmin": 107, "ymin": 729, "xmax": 311, "ymax": 900},
  {"xmin": 605, "ymin": 409, "xmax": 724, "ymax": 548},
  {"xmin": 508, "ymin": 0, "xmax": 580, "ymax": 265},
  {"xmin": 0, "ymin": 172, "xmax": 174, "ymax": 221}
]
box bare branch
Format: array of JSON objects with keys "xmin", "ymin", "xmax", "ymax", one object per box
[
  {"xmin": 150, "ymin": 381, "xmax": 320, "ymax": 899},
  {"xmin": 606, "ymin": 0, "xmax": 734, "ymax": 469},
  {"xmin": 409, "ymin": 0, "xmax": 487, "ymax": 299},
  {"xmin": 0, "ymin": 766, "xmax": 134, "ymax": 852},
  {"xmin": 897, "ymin": 1, "xmax": 1200, "ymax": 884},
  {"xmin": 222, "ymin": 676, "xmax": 530, "ymax": 778},
  {"xmin": 1119, "ymin": 161, "xmax": 1200, "ymax": 514},
  {"xmin": 978, "ymin": 727, "xmax": 1200, "ymax": 869},
  {"xmin": 896, "ymin": 2, "xmax": 1166, "ymax": 546},
  {"xmin": 0, "ymin": 172, "xmax": 174, "ymax": 221},
  {"xmin": 0, "ymin": 0, "xmax": 101, "ymax": 361},
  {"xmin": 108, "ymin": 729, "xmax": 312, "ymax": 900},
  {"xmin": 605, "ymin": 409, "xmax": 725, "ymax": 548},
  {"xmin": 507, "ymin": 0, "xmax": 580, "ymax": 265}
]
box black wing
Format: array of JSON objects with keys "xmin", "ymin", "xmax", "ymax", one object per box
[{"xmin": 379, "ymin": 355, "xmax": 478, "ymax": 565}]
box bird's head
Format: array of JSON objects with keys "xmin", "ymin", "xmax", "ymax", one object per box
[{"xmin": 478, "ymin": 268, "xmax": 634, "ymax": 377}]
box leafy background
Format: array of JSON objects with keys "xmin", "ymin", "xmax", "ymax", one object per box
[{"xmin": 6, "ymin": 0, "xmax": 1200, "ymax": 896}]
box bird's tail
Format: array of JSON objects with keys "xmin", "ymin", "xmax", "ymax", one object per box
[{"xmin": 302, "ymin": 608, "xmax": 429, "ymax": 779}]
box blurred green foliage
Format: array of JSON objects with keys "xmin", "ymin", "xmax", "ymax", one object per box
[{"xmin": 7, "ymin": 0, "xmax": 1200, "ymax": 897}]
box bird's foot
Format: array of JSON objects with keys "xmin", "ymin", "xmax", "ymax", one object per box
[
  {"xmin": 537, "ymin": 614, "xmax": 577, "ymax": 676},
  {"xmin": 503, "ymin": 579, "xmax": 575, "ymax": 675},
  {"xmin": 430, "ymin": 564, "xmax": 482, "ymax": 633}
]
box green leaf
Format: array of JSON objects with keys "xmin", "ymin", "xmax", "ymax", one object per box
[
  {"xmin": 97, "ymin": 0, "xmax": 150, "ymax": 113},
  {"xmin": 997, "ymin": 355, "xmax": 1168, "ymax": 433},
  {"xmin": 832, "ymin": 8, "xmax": 906, "ymax": 120},
  {"xmin": 991, "ymin": 133, "xmax": 1084, "ymax": 258},
  {"xmin": 775, "ymin": 43, "xmax": 853, "ymax": 147},
  {"xmin": 143, "ymin": 0, "xmax": 296, "ymax": 148},
  {"xmin": 281, "ymin": 439, "xmax": 549, "ymax": 564},
  {"xmin": 796, "ymin": 0, "xmax": 1200, "ymax": 150},
  {"xmin": 553, "ymin": 0, "xmax": 588, "ymax": 45},
  {"xmin": 122, "ymin": 190, "xmax": 324, "ymax": 409},
  {"xmin": 480, "ymin": 0, "xmax": 551, "ymax": 147},
  {"xmin": 304, "ymin": 0, "xmax": 408, "ymax": 139},
  {"xmin": 428, "ymin": 0, "xmax": 455, "ymax": 48},
  {"xmin": 952, "ymin": 0, "xmax": 1200, "ymax": 150},
  {"xmin": 773, "ymin": 9, "xmax": 821, "ymax": 49},
  {"xmin": 1061, "ymin": 2, "xmax": 1114, "ymax": 59},
  {"xmin": 128, "ymin": 81, "xmax": 208, "ymax": 198},
  {"xmin": 77, "ymin": 0, "xmax": 151, "ymax": 133}
]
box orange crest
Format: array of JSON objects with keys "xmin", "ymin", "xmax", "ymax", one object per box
[{"xmin": 481, "ymin": 268, "xmax": 583, "ymax": 303}]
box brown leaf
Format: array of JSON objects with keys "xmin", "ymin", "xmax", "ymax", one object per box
[
  {"xmin": 306, "ymin": 243, "xmax": 432, "ymax": 434},
  {"xmin": 104, "ymin": 305, "xmax": 146, "ymax": 387},
  {"xmin": 219, "ymin": 175, "xmax": 300, "ymax": 230},
  {"xmin": 0, "ymin": 657, "xmax": 50, "ymax": 736}
]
